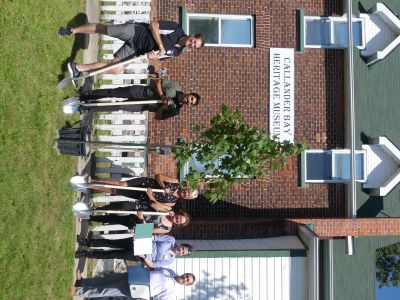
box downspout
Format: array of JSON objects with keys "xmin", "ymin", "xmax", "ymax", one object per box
[{"xmin": 345, "ymin": 0, "xmax": 356, "ymax": 255}]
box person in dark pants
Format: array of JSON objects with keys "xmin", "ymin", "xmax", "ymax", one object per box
[
  {"xmin": 72, "ymin": 268, "xmax": 195, "ymax": 298},
  {"xmin": 66, "ymin": 78, "xmax": 201, "ymax": 120},
  {"xmin": 75, "ymin": 234, "xmax": 194, "ymax": 267},
  {"xmin": 86, "ymin": 210, "xmax": 190, "ymax": 234},
  {"xmin": 59, "ymin": 21, "xmax": 205, "ymax": 75},
  {"xmin": 88, "ymin": 174, "xmax": 199, "ymax": 212}
]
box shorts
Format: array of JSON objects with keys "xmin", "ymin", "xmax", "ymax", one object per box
[{"xmin": 107, "ymin": 23, "xmax": 137, "ymax": 60}]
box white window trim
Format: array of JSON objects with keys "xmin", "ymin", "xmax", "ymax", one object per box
[
  {"xmin": 186, "ymin": 13, "xmax": 254, "ymax": 47},
  {"xmin": 180, "ymin": 154, "xmax": 251, "ymax": 180},
  {"xmin": 304, "ymin": 16, "xmax": 365, "ymax": 49},
  {"xmin": 304, "ymin": 149, "xmax": 367, "ymax": 183}
]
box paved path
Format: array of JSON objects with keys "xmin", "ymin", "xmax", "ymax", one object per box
[{"xmin": 73, "ymin": 1, "xmax": 99, "ymax": 299}]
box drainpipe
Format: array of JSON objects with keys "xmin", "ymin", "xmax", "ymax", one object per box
[{"xmin": 345, "ymin": 0, "xmax": 356, "ymax": 256}]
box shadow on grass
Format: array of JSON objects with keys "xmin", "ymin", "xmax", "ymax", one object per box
[{"xmin": 58, "ymin": 13, "xmax": 89, "ymax": 82}]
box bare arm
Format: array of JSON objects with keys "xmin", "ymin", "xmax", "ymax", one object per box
[
  {"xmin": 146, "ymin": 188, "xmax": 157, "ymax": 203},
  {"xmin": 140, "ymin": 256, "xmax": 154, "ymax": 268},
  {"xmin": 150, "ymin": 201, "xmax": 173, "ymax": 212},
  {"xmin": 155, "ymin": 173, "xmax": 180, "ymax": 185},
  {"xmin": 149, "ymin": 21, "xmax": 166, "ymax": 55},
  {"xmin": 154, "ymin": 79, "xmax": 164, "ymax": 98}
]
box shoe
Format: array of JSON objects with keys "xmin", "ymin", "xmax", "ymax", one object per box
[
  {"xmin": 75, "ymin": 250, "xmax": 89, "ymax": 258},
  {"xmin": 58, "ymin": 26, "xmax": 73, "ymax": 36},
  {"xmin": 76, "ymin": 235, "xmax": 89, "ymax": 246},
  {"xmin": 67, "ymin": 62, "xmax": 81, "ymax": 87},
  {"xmin": 67, "ymin": 62, "xmax": 81, "ymax": 78},
  {"xmin": 78, "ymin": 77, "xmax": 94, "ymax": 95}
]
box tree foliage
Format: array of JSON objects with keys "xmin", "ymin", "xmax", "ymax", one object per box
[
  {"xmin": 376, "ymin": 242, "xmax": 400, "ymax": 288},
  {"xmin": 172, "ymin": 105, "xmax": 305, "ymax": 203}
]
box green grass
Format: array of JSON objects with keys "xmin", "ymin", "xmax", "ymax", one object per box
[{"xmin": 0, "ymin": 1, "xmax": 86, "ymax": 299}]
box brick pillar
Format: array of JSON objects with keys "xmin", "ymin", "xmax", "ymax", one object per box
[{"xmin": 289, "ymin": 218, "xmax": 400, "ymax": 239}]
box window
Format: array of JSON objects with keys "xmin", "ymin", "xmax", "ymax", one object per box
[
  {"xmin": 303, "ymin": 149, "xmax": 366, "ymax": 183},
  {"xmin": 186, "ymin": 13, "xmax": 254, "ymax": 47},
  {"xmin": 304, "ymin": 16, "xmax": 365, "ymax": 49},
  {"xmin": 179, "ymin": 153, "xmax": 251, "ymax": 181}
]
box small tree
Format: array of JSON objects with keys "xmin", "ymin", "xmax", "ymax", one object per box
[
  {"xmin": 173, "ymin": 105, "xmax": 305, "ymax": 203},
  {"xmin": 376, "ymin": 242, "xmax": 400, "ymax": 288}
]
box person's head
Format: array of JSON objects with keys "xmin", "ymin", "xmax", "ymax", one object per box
[
  {"xmin": 182, "ymin": 93, "xmax": 201, "ymax": 106},
  {"xmin": 185, "ymin": 33, "xmax": 205, "ymax": 50},
  {"xmin": 180, "ymin": 188, "xmax": 199, "ymax": 199},
  {"xmin": 172, "ymin": 210, "xmax": 190, "ymax": 227},
  {"xmin": 175, "ymin": 243, "xmax": 195, "ymax": 256},
  {"xmin": 176, "ymin": 273, "xmax": 196, "ymax": 286}
]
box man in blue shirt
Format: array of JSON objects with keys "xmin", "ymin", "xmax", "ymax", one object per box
[
  {"xmin": 75, "ymin": 234, "xmax": 194, "ymax": 267},
  {"xmin": 72, "ymin": 268, "xmax": 195, "ymax": 299}
]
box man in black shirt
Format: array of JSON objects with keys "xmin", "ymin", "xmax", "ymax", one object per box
[
  {"xmin": 73, "ymin": 79, "xmax": 201, "ymax": 120},
  {"xmin": 59, "ymin": 21, "xmax": 204, "ymax": 75}
]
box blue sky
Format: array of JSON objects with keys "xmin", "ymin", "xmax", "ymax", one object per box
[{"xmin": 376, "ymin": 283, "xmax": 400, "ymax": 299}]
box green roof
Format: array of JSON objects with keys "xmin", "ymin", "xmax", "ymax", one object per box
[
  {"xmin": 329, "ymin": 237, "xmax": 400, "ymax": 300},
  {"xmin": 331, "ymin": 1, "xmax": 400, "ymax": 299},
  {"xmin": 354, "ymin": 0, "xmax": 400, "ymax": 218}
]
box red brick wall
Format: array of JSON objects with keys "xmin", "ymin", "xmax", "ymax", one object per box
[
  {"xmin": 289, "ymin": 218, "xmax": 400, "ymax": 239},
  {"xmin": 149, "ymin": 0, "xmax": 346, "ymax": 238}
]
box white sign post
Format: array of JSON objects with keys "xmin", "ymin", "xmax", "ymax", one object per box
[{"xmin": 269, "ymin": 48, "xmax": 295, "ymax": 143}]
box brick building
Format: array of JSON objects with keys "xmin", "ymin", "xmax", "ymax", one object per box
[
  {"xmin": 140, "ymin": 0, "xmax": 400, "ymax": 299},
  {"xmin": 72, "ymin": 0, "xmax": 400, "ymax": 299},
  {"xmin": 147, "ymin": 0, "xmax": 346, "ymax": 239}
]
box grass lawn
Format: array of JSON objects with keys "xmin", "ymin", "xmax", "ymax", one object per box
[{"xmin": 0, "ymin": 1, "xmax": 86, "ymax": 299}]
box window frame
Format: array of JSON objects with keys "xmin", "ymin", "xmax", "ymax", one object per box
[
  {"xmin": 186, "ymin": 13, "xmax": 254, "ymax": 47},
  {"xmin": 303, "ymin": 149, "xmax": 367, "ymax": 183},
  {"xmin": 304, "ymin": 16, "xmax": 365, "ymax": 49},
  {"xmin": 179, "ymin": 153, "xmax": 253, "ymax": 182}
]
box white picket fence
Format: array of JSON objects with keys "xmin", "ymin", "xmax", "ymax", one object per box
[
  {"xmin": 99, "ymin": 0, "xmax": 151, "ymax": 86},
  {"xmin": 88, "ymin": 1, "xmax": 153, "ymax": 240},
  {"xmin": 94, "ymin": 111, "xmax": 147, "ymax": 179},
  {"xmin": 93, "ymin": 0, "xmax": 152, "ymax": 178}
]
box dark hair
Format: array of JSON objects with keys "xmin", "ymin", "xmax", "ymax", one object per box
[
  {"xmin": 174, "ymin": 210, "xmax": 190, "ymax": 227},
  {"xmin": 185, "ymin": 273, "xmax": 196, "ymax": 285},
  {"xmin": 194, "ymin": 33, "xmax": 205, "ymax": 47},
  {"xmin": 190, "ymin": 92, "xmax": 201, "ymax": 106},
  {"xmin": 181, "ymin": 243, "xmax": 195, "ymax": 255}
]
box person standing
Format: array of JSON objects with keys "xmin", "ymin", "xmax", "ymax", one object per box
[
  {"xmin": 69, "ymin": 79, "xmax": 201, "ymax": 120},
  {"xmin": 72, "ymin": 268, "xmax": 196, "ymax": 299},
  {"xmin": 59, "ymin": 20, "xmax": 205, "ymax": 76},
  {"xmin": 86, "ymin": 174, "xmax": 199, "ymax": 211},
  {"xmin": 75, "ymin": 234, "xmax": 194, "ymax": 267}
]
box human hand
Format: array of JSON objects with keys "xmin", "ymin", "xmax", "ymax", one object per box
[
  {"xmin": 147, "ymin": 50, "xmax": 160, "ymax": 60},
  {"xmin": 162, "ymin": 98, "xmax": 173, "ymax": 106},
  {"xmin": 137, "ymin": 211, "xmax": 144, "ymax": 219},
  {"xmin": 168, "ymin": 211, "xmax": 175, "ymax": 217},
  {"xmin": 164, "ymin": 188, "xmax": 171, "ymax": 194},
  {"xmin": 137, "ymin": 254, "xmax": 145, "ymax": 259},
  {"xmin": 159, "ymin": 47, "xmax": 166, "ymax": 56},
  {"xmin": 147, "ymin": 187, "xmax": 154, "ymax": 195}
]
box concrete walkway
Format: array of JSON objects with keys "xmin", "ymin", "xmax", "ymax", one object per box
[{"xmin": 73, "ymin": 1, "xmax": 99, "ymax": 299}]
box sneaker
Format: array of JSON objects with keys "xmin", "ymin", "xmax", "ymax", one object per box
[
  {"xmin": 74, "ymin": 250, "xmax": 89, "ymax": 258},
  {"xmin": 67, "ymin": 62, "xmax": 81, "ymax": 78},
  {"xmin": 58, "ymin": 26, "xmax": 73, "ymax": 36},
  {"xmin": 76, "ymin": 235, "xmax": 89, "ymax": 246},
  {"xmin": 67, "ymin": 62, "xmax": 81, "ymax": 87}
]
